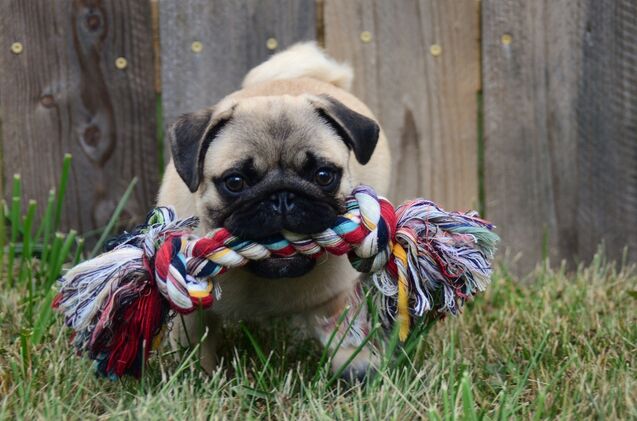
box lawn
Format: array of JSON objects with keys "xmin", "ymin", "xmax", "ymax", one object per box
[{"xmin": 0, "ymin": 161, "xmax": 635, "ymax": 419}]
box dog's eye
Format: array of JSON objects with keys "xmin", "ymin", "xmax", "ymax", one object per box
[
  {"xmin": 224, "ymin": 174, "xmax": 246, "ymax": 193},
  {"xmin": 314, "ymin": 168, "xmax": 335, "ymax": 187}
]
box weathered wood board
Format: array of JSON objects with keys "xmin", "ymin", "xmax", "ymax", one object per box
[
  {"xmin": 483, "ymin": 0, "xmax": 636, "ymax": 275},
  {"xmin": 159, "ymin": 0, "xmax": 316, "ymax": 158},
  {"xmin": 323, "ymin": 0, "xmax": 481, "ymax": 210},
  {"xmin": 482, "ymin": 0, "xmax": 583, "ymax": 275},
  {"xmin": 0, "ymin": 0, "xmax": 159, "ymax": 235},
  {"xmin": 574, "ymin": 0, "xmax": 637, "ymax": 265}
]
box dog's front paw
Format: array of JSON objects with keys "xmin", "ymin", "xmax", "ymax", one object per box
[{"xmin": 331, "ymin": 346, "xmax": 377, "ymax": 384}]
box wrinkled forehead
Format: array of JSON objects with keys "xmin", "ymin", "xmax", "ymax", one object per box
[{"xmin": 203, "ymin": 96, "xmax": 350, "ymax": 177}]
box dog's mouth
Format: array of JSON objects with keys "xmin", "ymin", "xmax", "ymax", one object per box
[{"xmin": 247, "ymin": 254, "xmax": 316, "ymax": 278}]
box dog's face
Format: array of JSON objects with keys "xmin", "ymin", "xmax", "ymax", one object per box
[{"xmin": 168, "ymin": 94, "xmax": 379, "ymax": 278}]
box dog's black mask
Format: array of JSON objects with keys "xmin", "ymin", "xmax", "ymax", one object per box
[
  {"xmin": 224, "ymin": 187, "xmax": 340, "ymax": 239},
  {"xmin": 209, "ymin": 159, "xmax": 345, "ymax": 279}
]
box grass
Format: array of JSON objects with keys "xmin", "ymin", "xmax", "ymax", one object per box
[{"xmin": 0, "ymin": 163, "xmax": 636, "ymax": 420}]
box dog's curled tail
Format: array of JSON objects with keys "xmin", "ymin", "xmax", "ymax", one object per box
[{"xmin": 242, "ymin": 42, "xmax": 353, "ymax": 91}]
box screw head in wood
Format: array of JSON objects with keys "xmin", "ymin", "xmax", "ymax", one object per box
[
  {"xmin": 430, "ymin": 44, "xmax": 442, "ymax": 57},
  {"xmin": 266, "ymin": 38, "xmax": 278, "ymax": 50},
  {"xmin": 360, "ymin": 31, "xmax": 372, "ymax": 43},
  {"xmin": 10, "ymin": 42, "xmax": 23, "ymax": 55},
  {"xmin": 191, "ymin": 41, "xmax": 203, "ymax": 53},
  {"xmin": 115, "ymin": 57, "xmax": 128, "ymax": 70},
  {"xmin": 501, "ymin": 34, "xmax": 512, "ymax": 45}
]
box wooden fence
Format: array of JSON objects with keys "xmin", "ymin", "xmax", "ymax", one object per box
[{"xmin": 0, "ymin": 0, "xmax": 635, "ymax": 276}]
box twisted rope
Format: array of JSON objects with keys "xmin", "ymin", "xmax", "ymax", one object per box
[{"xmin": 55, "ymin": 185, "xmax": 498, "ymax": 378}]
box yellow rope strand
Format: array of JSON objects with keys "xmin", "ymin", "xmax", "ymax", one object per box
[{"xmin": 392, "ymin": 243, "xmax": 410, "ymax": 341}]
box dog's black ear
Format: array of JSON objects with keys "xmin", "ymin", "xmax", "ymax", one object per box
[
  {"xmin": 169, "ymin": 107, "xmax": 233, "ymax": 192},
  {"xmin": 310, "ymin": 95, "xmax": 380, "ymax": 165}
]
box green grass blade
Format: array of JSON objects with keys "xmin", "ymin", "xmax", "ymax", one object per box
[
  {"xmin": 31, "ymin": 286, "xmax": 58, "ymax": 344},
  {"xmin": 326, "ymin": 325, "xmax": 379, "ymax": 387},
  {"xmin": 509, "ymin": 330, "xmax": 549, "ymax": 413},
  {"xmin": 495, "ymin": 388, "xmax": 510, "ymax": 421},
  {"xmin": 0, "ymin": 200, "xmax": 6, "ymax": 276},
  {"xmin": 324, "ymin": 292, "xmax": 370, "ymax": 368},
  {"xmin": 7, "ymin": 175, "xmax": 22, "ymax": 287},
  {"xmin": 240, "ymin": 322, "xmax": 268, "ymax": 366},
  {"xmin": 460, "ymin": 372, "xmax": 478, "ymax": 421},
  {"xmin": 10, "ymin": 174, "xmax": 21, "ymax": 236},
  {"xmin": 53, "ymin": 154, "xmax": 72, "ymax": 232},
  {"xmin": 428, "ymin": 408, "xmax": 442, "ymax": 421},
  {"xmin": 532, "ymin": 388, "xmax": 547, "ymax": 421},
  {"xmin": 72, "ymin": 237, "xmax": 85, "ymax": 265},
  {"xmin": 19, "ymin": 328, "xmax": 32, "ymax": 376},
  {"xmin": 37, "ymin": 189, "xmax": 56, "ymax": 264},
  {"xmin": 312, "ymin": 306, "xmax": 351, "ymax": 381},
  {"xmin": 442, "ymin": 383, "xmax": 452, "ymax": 421},
  {"xmin": 18, "ymin": 200, "xmax": 37, "ymax": 285},
  {"xmin": 159, "ymin": 328, "xmax": 209, "ymax": 393},
  {"xmin": 89, "ymin": 177, "xmax": 138, "ymax": 258},
  {"xmin": 46, "ymin": 233, "xmax": 64, "ymax": 285},
  {"xmin": 392, "ymin": 319, "xmax": 436, "ymax": 368},
  {"xmin": 48, "ymin": 230, "xmax": 77, "ymax": 287}
]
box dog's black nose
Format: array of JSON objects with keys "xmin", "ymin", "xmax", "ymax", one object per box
[{"xmin": 269, "ymin": 191, "xmax": 296, "ymax": 214}]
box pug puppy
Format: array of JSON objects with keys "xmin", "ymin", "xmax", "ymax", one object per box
[{"xmin": 158, "ymin": 42, "xmax": 391, "ymax": 381}]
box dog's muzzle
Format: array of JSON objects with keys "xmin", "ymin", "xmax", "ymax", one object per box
[{"xmin": 222, "ymin": 188, "xmax": 340, "ymax": 278}]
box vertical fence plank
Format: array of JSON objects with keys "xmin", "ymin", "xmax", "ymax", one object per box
[
  {"xmin": 0, "ymin": 0, "xmax": 159, "ymax": 235},
  {"xmin": 323, "ymin": 0, "xmax": 480, "ymax": 209},
  {"xmin": 482, "ymin": 0, "xmax": 584, "ymax": 275},
  {"xmin": 575, "ymin": 0, "xmax": 637, "ymax": 264},
  {"xmin": 159, "ymin": 0, "xmax": 316, "ymax": 157},
  {"xmin": 483, "ymin": 0, "xmax": 636, "ymax": 274}
]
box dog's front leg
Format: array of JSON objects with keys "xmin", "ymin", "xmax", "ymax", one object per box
[
  {"xmin": 169, "ymin": 311, "xmax": 223, "ymax": 374},
  {"xmin": 309, "ymin": 283, "xmax": 377, "ymax": 382}
]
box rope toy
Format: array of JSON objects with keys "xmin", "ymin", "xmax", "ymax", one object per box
[{"xmin": 54, "ymin": 185, "xmax": 498, "ymax": 378}]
